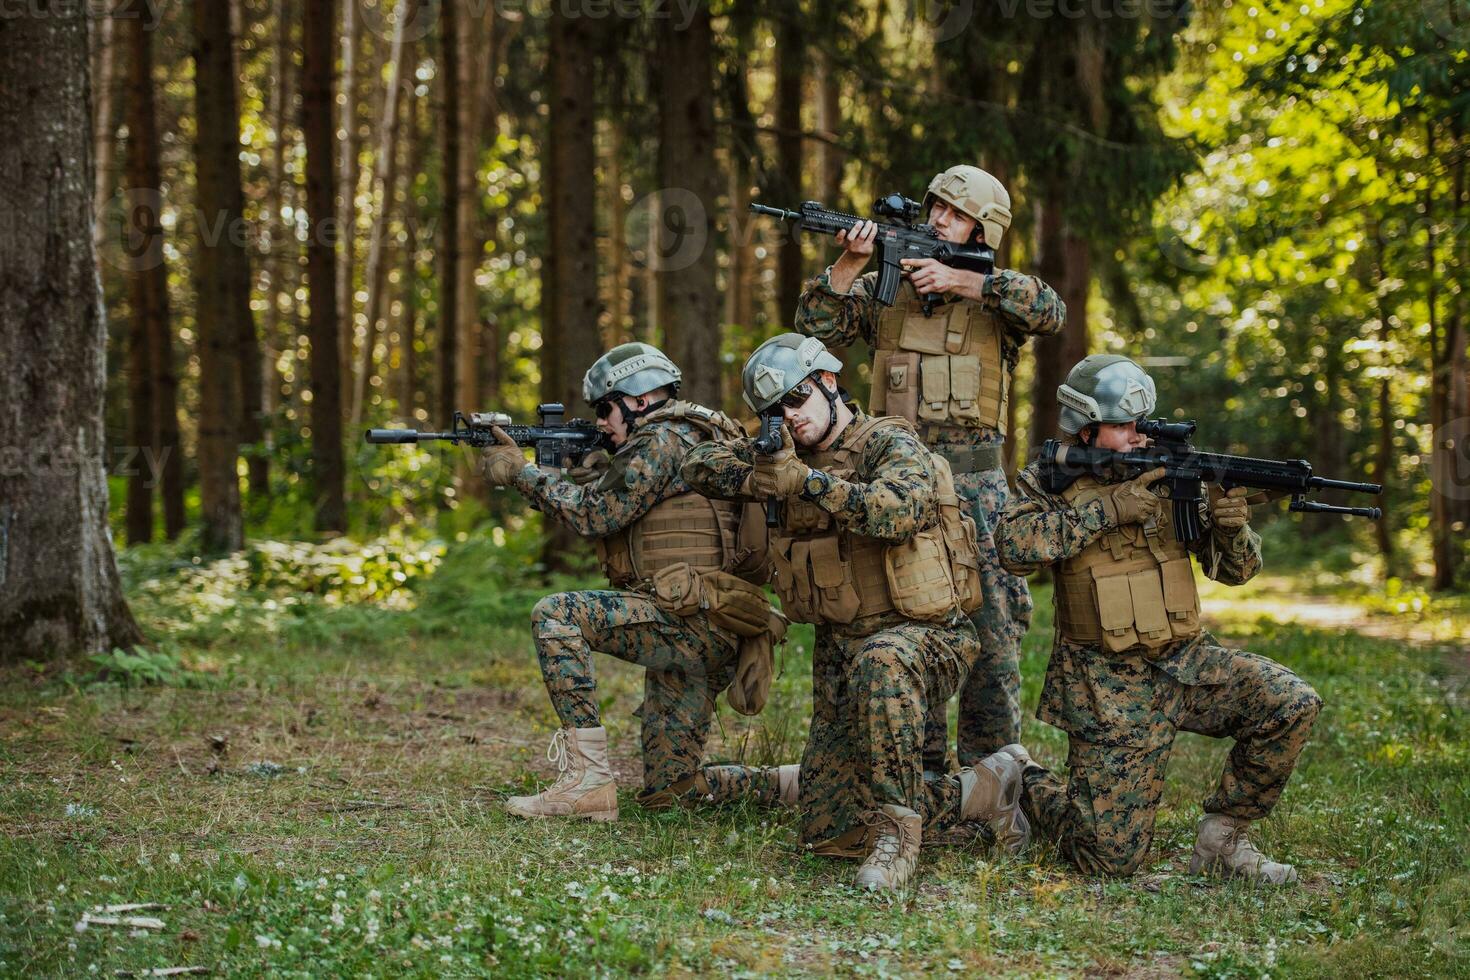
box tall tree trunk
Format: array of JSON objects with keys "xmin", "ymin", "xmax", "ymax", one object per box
[
  {"xmin": 0, "ymin": 0, "xmax": 144, "ymax": 657},
  {"xmin": 123, "ymin": 4, "xmax": 184, "ymax": 541},
  {"xmin": 336, "ymin": 0, "xmax": 361, "ymax": 412},
  {"xmin": 1029, "ymin": 188, "xmax": 1090, "ymax": 446},
  {"xmin": 454, "ymin": 0, "xmax": 487, "ymax": 439},
  {"xmin": 192, "ymin": 0, "xmax": 249, "ymax": 553},
  {"xmin": 304, "ymin": 0, "xmax": 346, "ymax": 532},
  {"xmin": 435, "ymin": 0, "xmax": 460, "ymax": 427},
  {"xmin": 655, "ymin": 3, "xmax": 720, "ymax": 406},
  {"xmin": 606, "ymin": 117, "xmax": 630, "ymax": 346},
  {"xmin": 773, "ymin": 11, "xmax": 804, "ymax": 329},
  {"xmin": 261, "ymin": 0, "xmax": 295, "ymax": 431},
  {"xmin": 92, "ymin": 5, "xmax": 119, "ymax": 257},
  {"xmin": 543, "ymin": 3, "xmax": 600, "ymax": 568},
  {"xmin": 121, "ymin": 8, "xmax": 154, "ymax": 545},
  {"xmin": 817, "ymin": 52, "xmax": 842, "ymax": 204},
  {"xmin": 351, "ymin": 0, "xmax": 414, "ymax": 431},
  {"xmin": 397, "ymin": 90, "xmax": 427, "ymax": 419},
  {"xmin": 722, "ymin": 10, "xmax": 757, "ymax": 363}
]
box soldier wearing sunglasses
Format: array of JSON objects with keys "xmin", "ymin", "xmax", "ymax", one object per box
[
  {"xmin": 477, "ymin": 342, "xmax": 795, "ymax": 823},
  {"xmin": 795, "ymin": 165, "xmax": 1066, "ymax": 777},
  {"xmin": 682, "ymin": 333, "xmax": 1030, "ymax": 892}
]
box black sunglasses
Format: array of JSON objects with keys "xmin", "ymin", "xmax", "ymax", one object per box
[
  {"xmin": 776, "ymin": 380, "xmax": 817, "ymax": 410},
  {"xmin": 594, "ymin": 398, "xmax": 620, "ymax": 419}
]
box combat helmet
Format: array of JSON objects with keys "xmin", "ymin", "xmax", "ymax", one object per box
[
  {"xmin": 582, "ymin": 342, "xmax": 682, "ymax": 407},
  {"xmin": 742, "ymin": 333, "xmax": 845, "ymax": 443},
  {"xmin": 1056, "ymin": 355, "xmax": 1157, "ymax": 435},
  {"xmin": 923, "ymin": 165, "xmax": 1012, "ymax": 248}
]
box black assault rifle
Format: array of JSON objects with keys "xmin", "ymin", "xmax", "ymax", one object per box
[
  {"xmin": 753, "ymin": 410, "xmax": 785, "ymax": 527},
  {"xmin": 1037, "ymin": 419, "xmax": 1382, "ymax": 543},
  {"xmin": 365, "ymin": 403, "xmax": 610, "ymax": 467},
  {"xmin": 750, "ymin": 194, "xmax": 995, "ymax": 316}
]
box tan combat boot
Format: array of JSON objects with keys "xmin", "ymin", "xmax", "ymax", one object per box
[
  {"xmin": 1189, "ymin": 814, "xmax": 1297, "ymax": 884},
  {"xmin": 998, "ymin": 743, "xmax": 1035, "ymax": 769},
  {"xmin": 959, "ymin": 751, "xmax": 1029, "ymax": 854},
  {"xmin": 505, "ymin": 727, "xmax": 618, "ymax": 822},
  {"xmin": 854, "ymin": 804, "xmax": 922, "ymax": 892},
  {"xmin": 777, "ymin": 764, "xmax": 800, "ymax": 808}
]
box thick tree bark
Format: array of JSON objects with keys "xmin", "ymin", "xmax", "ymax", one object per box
[
  {"xmin": 435, "ymin": 0, "xmax": 460, "ymax": 427},
  {"xmin": 0, "ymin": 1, "xmax": 144, "ymax": 658},
  {"xmin": 655, "ymin": 3, "xmax": 721, "ymax": 406},
  {"xmin": 303, "ymin": 0, "xmax": 347, "ymax": 532},
  {"xmin": 192, "ymin": 0, "xmax": 248, "ymax": 553},
  {"xmin": 773, "ymin": 12, "xmax": 804, "ymax": 331},
  {"xmin": 122, "ymin": 5, "xmax": 184, "ymax": 541},
  {"xmin": 352, "ymin": 0, "xmax": 415, "ymax": 431}
]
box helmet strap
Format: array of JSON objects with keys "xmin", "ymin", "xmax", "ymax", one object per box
[
  {"xmin": 813, "ymin": 374, "xmax": 841, "ymax": 444},
  {"xmin": 619, "ymin": 395, "xmax": 671, "ymax": 430}
]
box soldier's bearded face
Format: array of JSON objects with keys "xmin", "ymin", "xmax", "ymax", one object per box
[
  {"xmin": 781, "ymin": 374, "xmax": 839, "ymax": 448},
  {"xmin": 1086, "ymin": 421, "xmax": 1148, "ymax": 452},
  {"xmin": 928, "ymin": 200, "xmax": 979, "ymax": 245}
]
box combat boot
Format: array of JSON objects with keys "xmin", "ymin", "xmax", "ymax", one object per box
[
  {"xmin": 505, "ymin": 727, "xmax": 618, "ymax": 822},
  {"xmin": 998, "ymin": 743, "xmax": 1035, "ymax": 769},
  {"xmin": 854, "ymin": 804, "xmax": 922, "ymax": 892},
  {"xmin": 1189, "ymin": 814, "xmax": 1297, "ymax": 884},
  {"xmin": 959, "ymin": 751, "xmax": 1029, "ymax": 854}
]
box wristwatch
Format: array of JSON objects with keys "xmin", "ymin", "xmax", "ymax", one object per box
[{"xmin": 802, "ymin": 469, "xmax": 832, "ymax": 501}]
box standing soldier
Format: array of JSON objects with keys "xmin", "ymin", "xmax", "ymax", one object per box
[
  {"xmin": 794, "ymin": 165, "xmax": 1065, "ymax": 772},
  {"xmin": 995, "ymin": 355, "xmax": 1322, "ymax": 882},
  {"xmin": 479, "ymin": 343, "xmax": 794, "ymax": 821},
  {"xmin": 682, "ymin": 334, "xmax": 1028, "ymax": 892}
]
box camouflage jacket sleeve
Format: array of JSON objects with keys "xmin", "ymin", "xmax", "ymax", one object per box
[
  {"xmin": 793, "ymin": 268, "xmax": 880, "ymax": 348},
  {"xmin": 993, "ymin": 462, "xmax": 1113, "ymax": 576},
  {"xmin": 681, "ymin": 437, "xmax": 757, "ymax": 501},
  {"xmin": 983, "ymin": 269, "xmax": 1066, "ymax": 339},
  {"xmin": 511, "ymin": 423, "xmax": 681, "ymax": 539},
  {"xmin": 1190, "ymin": 510, "xmax": 1263, "ymax": 586},
  {"xmin": 682, "ymin": 423, "xmax": 939, "ymax": 541},
  {"xmin": 813, "ymin": 424, "xmax": 939, "ymax": 541}
]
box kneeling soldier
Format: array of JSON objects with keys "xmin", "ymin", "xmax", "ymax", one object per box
[
  {"xmin": 682, "ymin": 333, "xmax": 1028, "ymax": 892},
  {"xmin": 995, "ymin": 355, "xmax": 1322, "ymax": 883},
  {"xmin": 480, "ymin": 343, "xmax": 795, "ymax": 821}
]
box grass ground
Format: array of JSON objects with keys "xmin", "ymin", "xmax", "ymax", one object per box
[{"xmin": 2, "ymin": 532, "xmax": 1468, "ymax": 978}]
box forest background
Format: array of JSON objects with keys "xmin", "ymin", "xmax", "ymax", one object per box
[
  {"xmin": 69, "ymin": 0, "xmax": 1470, "ymax": 595},
  {"xmin": 1, "ymin": 0, "xmax": 1469, "ymax": 975}
]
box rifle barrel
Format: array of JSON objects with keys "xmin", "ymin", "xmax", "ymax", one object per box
[{"xmin": 1308, "ymin": 476, "xmax": 1382, "ymax": 494}]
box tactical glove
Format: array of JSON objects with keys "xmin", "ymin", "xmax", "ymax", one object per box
[
  {"xmin": 1099, "ymin": 466, "xmax": 1166, "ymax": 527},
  {"xmin": 750, "ymin": 428, "xmax": 810, "ymax": 499},
  {"xmin": 478, "ymin": 426, "xmax": 528, "ymax": 487},
  {"xmin": 1210, "ymin": 485, "xmax": 1251, "ymax": 533},
  {"xmin": 564, "ymin": 449, "xmax": 611, "ymax": 487}
]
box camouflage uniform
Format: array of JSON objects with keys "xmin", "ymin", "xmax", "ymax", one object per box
[
  {"xmin": 513, "ymin": 409, "xmax": 784, "ymax": 808},
  {"xmin": 795, "ymin": 269, "xmax": 1065, "ymax": 767},
  {"xmin": 682, "ymin": 409, "xmax": 982, "ymax": 854},
  {"xmin": 993, "ymin": 461, "xmax": 1323, "ymax": 876}
]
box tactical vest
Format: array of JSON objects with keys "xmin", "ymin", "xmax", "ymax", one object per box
[
  {"xmin": 1053, "ymin": 475, "xmax": 1202, "ymax": 653},
  {"xmin": 594, "ymin": 402, "xmax": 749, "ymax": 590},
  {"xmin": 868, "ymin": 285, "xmax": 1007, "ymax": 433},
  {"xmin": 769, "ymin": 415, "xmax": 983, "ymax": 626}
]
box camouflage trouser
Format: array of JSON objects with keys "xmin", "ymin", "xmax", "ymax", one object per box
[
  {"xmin": 1021, "ymin": 647, "xmax": 1322, "ymax": 876},
  {"xmin": 800, "ymin": 619, "xmax": 980, "ymax": 854},
  {"xmin": 923, "ymin": 465, "xmax": 1032, "ymax": 770},
  {"xmin": 531, "ymin": 590, "xmax": 783, "ymax": 806}
]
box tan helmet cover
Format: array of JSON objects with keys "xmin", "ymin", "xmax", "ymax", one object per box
[{"xmin": 924, "ymin": 165, "xmax": 1012, "ymax": 247}]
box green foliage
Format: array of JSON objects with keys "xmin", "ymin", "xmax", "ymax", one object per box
[{"xmin": 83, "ymin": 647, "xmax": 209, "ymax": 689}]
